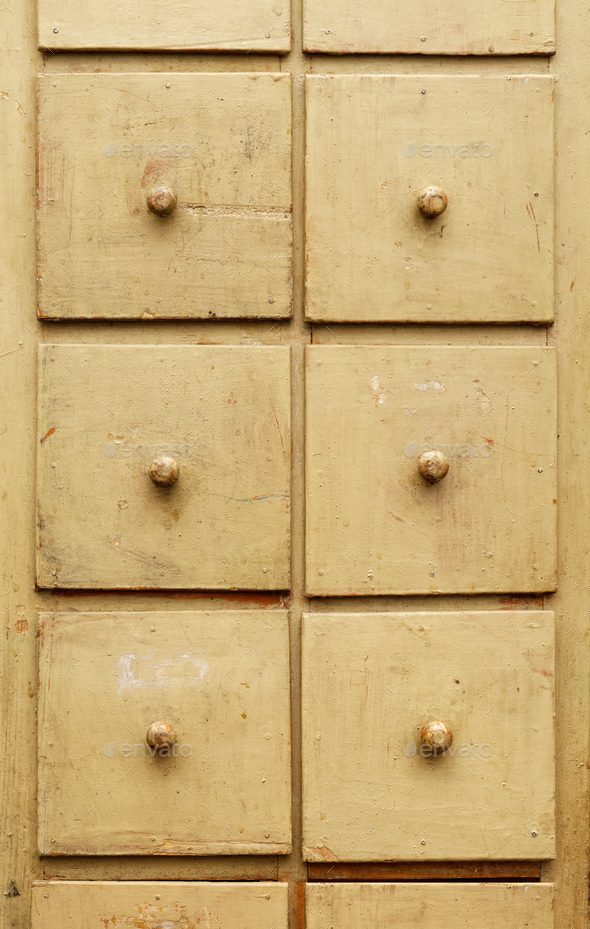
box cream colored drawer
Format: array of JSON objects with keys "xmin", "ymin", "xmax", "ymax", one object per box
[
  {"xmin": 37, "ymin": 73, "xmax": 292, "ymax": 320},
  {"xmin": 302, "ymin": 611, "xmax": 555, "ymax": 862},
  {"xmin": 38, "ymin": 611, "xmax": 291, "ymax": 855},
  {"xmin": 38, "ymin": 0, "xmax": 290, "ymax": 51},
  {"xmin": 305, "ymin": 345, "xmax": 556, "ymax": 596},
  {"xmin": 303, "ymin": 0, "xmax": 555, "ymax": 54},
  {"xmin": 32, "ymin": 882, "xmax": 289, "ymax": 929},
  {"xmin": 305, "ymin": 75, "xmax": 554, "ymax": 324},
  {"xmin": 306, "ymin": 883, "xmax": 554, "ymax": 929},
  {"xmin": 36, "ymin": 344, "xmax": 290, "ymax": 591}
]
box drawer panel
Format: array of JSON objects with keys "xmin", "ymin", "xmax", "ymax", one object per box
[
  {"xmin": 305, "ymin": 345, "xmax": 556, "ymax": 596},
  {"xmin": 303, "ymin": 0, "xmax": 555, "ymax": 54},
  {"xmin": 36, "ymin": 344, "xmax": 290, "ymax": 590},
  {"xmin": 306, "ymin": 883, "xmax": 554, "ymax": 928},
  {"xmin": 37, "ymin": 74, "xmax": 292, "ymax": 320},
  {"xmin": 38, "ymin": 0, "xmax": 290, "ymax": 53},
  {"xmin": 302, "ymin": 611, "xmax": 555, "ymax": 862},
  {"xmin": 38, "ymin": 611, "xmax": 291, "ymax": 855},
  {"xmin": 32, "ymin": 883, "xmax": 289, "ymax": 928},
  {"xmin": 305, "ymin": 75, "xmax": 554, "ymax": 324}
]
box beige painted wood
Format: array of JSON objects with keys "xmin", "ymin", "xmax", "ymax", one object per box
[
  {"xmin": 306, "ymin": 345, "xmax": 556, "ymax": 595},
  {"xmin": 32, "ymin": 881, "xmax": 289, "ymax": 929},
  {"xmin": 305, "ymin": 883, "xmax": 555, "ymax": 929},
  {"xmin": 3, "ymin": 1, "xmax": 590, "ymax": 927},
  {"xmin": 36, "ymin": 345, "xmax": 291, "ymax": 590},
  {"xmin": 305, "ymin": 75, "xmax": 554, "ymax": 324},
  {"xmin": 36, "ymin": 74, "xmax": 292, "ymax": 320},
  {"xmin": 302, "ymin": 611, "xmax": 555, "ymax": 862},
  {"xmin": 38, "ymin": 610, "xmax": 291, "ymax": 855},
  {"xmin": 303, "ymin": 2, "xmax": 555, "ymax": 55},
  {"xmin": 38, "ymin": 1, "xmax": 290, "ymax": 52}
]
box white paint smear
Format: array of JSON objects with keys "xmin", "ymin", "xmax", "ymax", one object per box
[
  {"xmin": 116, "ymin": 653, "xmax": 210, "ymax": 694},
  {"xmin": 415, "ymin": 381, "xmax": 445, "ymax": 392}
]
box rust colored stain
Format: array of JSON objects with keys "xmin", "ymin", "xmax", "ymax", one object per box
[
  {"xmin": 307, "ymin": 861, "xmax": 541, "ymax": 881},
  {"xmin": 14, "ymin": 618, "xmax": 29, "ymax": 634},
  {"xmin": 295, "ymin": 881, "xmax": 306, "ymax": 929},
  {"xmin": 141, "ymin": 160, "xmax": 172, "ymax": 190},
  {"xmin": 118, "ymin": 500, "xmax": 128, "ymax": 511},
  {"xmin": 40, "ymin": 427, "xmax": 55, "ymax": 444},
  {"xmin": 526, "ymin": 202, "xmax": 541, "ymax": 254},
  {"xmin": 499, "ymin": 596, "xmax": 543, "ymax": 611},
  {"xmin": 48, "ymin": 589, "xmax": 292, "ymax": 609}
]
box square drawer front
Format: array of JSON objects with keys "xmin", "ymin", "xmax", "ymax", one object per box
[
  {"xmin": 33, "ymin": 883, "xmax": 288, "ymax": 929},
  {"xmin": 36, "ymin": 344, "xmax": 290, "ymax": 590},
  {"xmin": 306, "ymin": 345, "xmax": 556, "ymax": 596},
  {"xmin": 37, "ymin": 74, "xmax": 292, "ymax": 320},
  {"xmin": 302, "ymin": 611, "xmax": 555, "ymax": 862},
  {"xmin": 305, "ymin": 76, "xmax": 554, "ymax": 324},
  {"xmin": 38, "ymin": 0, "xmax": 290, "ymax": 51},
  {"xmin": 38, "ymin": 611, "xmax": 291, "ymax": 855},
  {"xmin": 304, "ymin": 0, "xmax": 554, "ymax": 54},
  {"xmin": 306, "ymin": 883, "xmax": 554, "ymax": 929}
]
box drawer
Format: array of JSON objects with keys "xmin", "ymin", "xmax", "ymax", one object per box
[
  {"xmin": 33, "ymin": 882, "xmax": 288, "ymax": 929},
  {"xmin": 306, "ymin": 883, "xmax": 554, "ymax": 928},
  {"xmin": 302, "ymin": 611, "xmax": 555, "ymax": 862},
  {"xmin": 38, "ymin": 0, "xmax": 290, "ymax": 53},
  {"xmin": 36, "ymin": 344, "xmax": 290, "ymax": 590},
  {"xmin": 38, "ymin": 611, "xmax": 291, "ymax": 855},
  {"xmin": 305, "ymin": 345, "xmax": 556, "ymax": 596},
  {"xmin": 303, "ymin": 1, "xmax": 555, "ymax": 54},
  {"xmin": 305, "ymin": 75, "xmax": 554, "ymax": 324},
  {"xmin": 37, "ymin": 74, "xmax": 292, "ymax": 320}
]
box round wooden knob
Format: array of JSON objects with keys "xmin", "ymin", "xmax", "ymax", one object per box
[
  {"xmin": 418, "ymin": 449, "xmax": 449, "ymax": 484},
  {"xmin": 146, "ymin": 721, "xmax": 176, "ymax": 749},
  {"xmin": 417, "ymin": 186, "xmax": 448, "ymax": 218},
  {"xmin": 421, "ymin": 721, "xmax": 453, "ymax": 753},
  {"xmin": 147, "ymin": 185, "xmax": 177, "ymax": 215},
  {"xmin": 148, "ymin": 456, "xmax": 179, "ymax": 487}
]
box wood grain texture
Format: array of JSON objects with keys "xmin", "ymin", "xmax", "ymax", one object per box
[
  {"xmin": 303, "ymin": 1, "xmax": 555, "ymax": 54},
  {"xmin": 305, "ymin": 345, "xmax": 557, "ymax": 595},
  {"xmin": 302, "ymin": 611, "xmax": 555, "ymax": 862},
  {"xmin": 37, "ymin": 74, "xmax": 292, "ymax": 319},
  {"xmin": 32, "ymin": 882, "xmax": 289, "ymax": 929},
  {"xmin": 36, "ymin": 344, "xmax": 291, "ymax": 590},
  {"xmin": 305, "ymin": 75, "xmax": 554, "ymax": 323},
  {"xmin": 38, "ymin": 0, "xmax": 290, "ymax": 51},
  {"xmin": 308, "ymin": 861, "xmax": 542, "ymax": 880},
  {"xmin": 305, "ymin": 883, "xmax": 554, "ymax": 929},
  {"xmin": 38, "ymin": 611, "xmax": 291, "ymax": 855}
]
